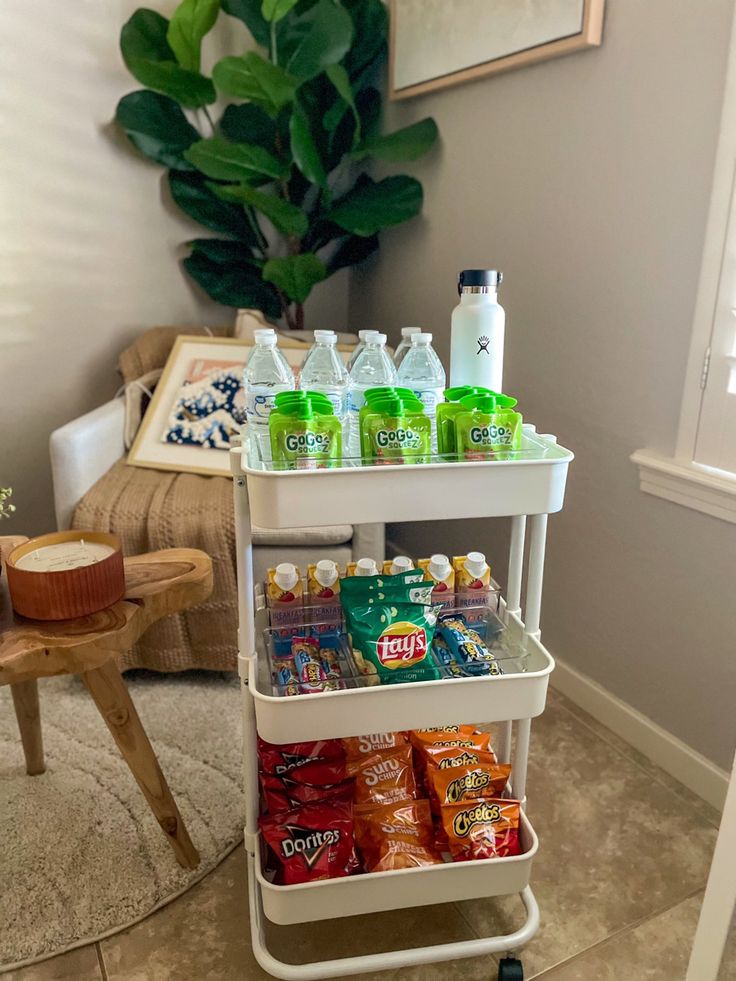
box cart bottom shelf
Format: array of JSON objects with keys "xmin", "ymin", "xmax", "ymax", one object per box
[{"xmin": 254, "ymin": 810, "xmax": 538, "ymax": 926}]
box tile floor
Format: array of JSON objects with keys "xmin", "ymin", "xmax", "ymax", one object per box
[{"xmin": 5, "ymin": 690, "xmax": 734, "ymax": 981}]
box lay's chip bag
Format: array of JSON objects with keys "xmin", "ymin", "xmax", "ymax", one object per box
[{"xmin": 347, "ymin": 601, "xmax": 440, "ymax": 684}]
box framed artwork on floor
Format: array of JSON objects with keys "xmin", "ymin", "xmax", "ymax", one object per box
[{"xmin": 389, "ymin": 0, "xmax": 605, "ymax": 100}]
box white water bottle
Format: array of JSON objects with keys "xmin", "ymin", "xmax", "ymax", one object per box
[
  {"xmin": 393, "ymin": 327, "xmax": 422, "ymax": 368},
  {"xmin": 449, "ymin": 270, "xmax": 505, "ymax": 390},
  {"xmin": 347, "ymin": 332, "xmax": 397, "ymax": 457},
  {"xmin": 347, "ymin": 329, "xmax": 380, "ymax": 372},
  {"xmin": 299, "ymin": 331, "xmax": 348, "ymax": 420},
  {"xmin": 244, "ymin": 332, "xmax": 294, "ymax": 459}
]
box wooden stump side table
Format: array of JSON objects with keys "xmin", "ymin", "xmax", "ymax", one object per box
[{"xmin": 0, "ymin": 536, "xmax": 213, "ymax": 870}]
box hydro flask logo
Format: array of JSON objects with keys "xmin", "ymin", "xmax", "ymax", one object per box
[{"xmin": 477, "ymin": 335, "xmax": 491, "ymax": 355}]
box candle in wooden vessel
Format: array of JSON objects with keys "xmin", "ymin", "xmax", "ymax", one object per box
[
  {"xmin": 6, "ymin": 531, "xmax": 125, "ymax": 620},
  {"xmin": 14, "ymin": 539, "xmax": 115, "ymax": 572}
]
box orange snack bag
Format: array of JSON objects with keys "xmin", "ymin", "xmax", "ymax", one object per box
[
  {"xmin": 351, "ymin": 744, "xmax": 417, "ymax": 807},
  {"xmin": 342, "ymin": 732, "xmax": 408, "ymax": 760},
  {"xmin": 354, "ymin": 799, "xmax": 443, "ymax": 872},
  {"xmin": 422, "ymin": 745, "xmax": 498, "ymax": 770},
  {"xmin": 410, "ymin": 729, "xmax": 492, "ymax": 754},
  {"xmin": 429, "ymin": 763, "xmax": 511, "ymax": 811},
  {"xmin": 442, "ymin": 798, "xmax": 522, "ymax": 861}
]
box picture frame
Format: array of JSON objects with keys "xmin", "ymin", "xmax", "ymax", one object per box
[
  {"xmin": 127, "ymin": 334, "xmax": 351, "ymax": 478},
  {"xmin": 389, "ymin": 0, "xmax": 605, "ymax": 101}
]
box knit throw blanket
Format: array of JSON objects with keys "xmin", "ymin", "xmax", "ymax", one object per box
[{"xmin": 73, "ymin": 325, "xmax": 238, "ymax": 672}]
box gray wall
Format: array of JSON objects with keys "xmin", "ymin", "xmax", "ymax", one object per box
[{"xmin": 349, "ymin": 0, "xmax": 736, "ymax": 769}]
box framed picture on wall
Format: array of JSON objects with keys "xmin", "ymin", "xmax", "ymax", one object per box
[
  {"xmin": 128, "ymin": 335, "xmax": 315, "ymax": 477},
  {"xmin": 389, "ymin": 0, "xmax": 605, "ymax": 101}
]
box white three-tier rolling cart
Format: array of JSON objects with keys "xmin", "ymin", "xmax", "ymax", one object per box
[{"xmin": 232, "ymin": 428, "xmax": 573, "ymax": 981}]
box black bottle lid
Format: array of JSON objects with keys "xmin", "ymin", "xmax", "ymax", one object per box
[{"xmin": 458, "ymin": 270, "xmax": 503, "ymax": 294}]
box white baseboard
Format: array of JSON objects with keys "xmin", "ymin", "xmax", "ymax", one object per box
[{"xmin": 552, "ymin": 655, "xmax": 729, "ymax": 812}]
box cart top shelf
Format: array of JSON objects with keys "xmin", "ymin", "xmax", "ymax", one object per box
[{"xmin": 234, "ymin": 431, "xmax": 573, "ymax": 529}]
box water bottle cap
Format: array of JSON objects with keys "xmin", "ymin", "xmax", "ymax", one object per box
[
  {"xmin": 411, "ymin": 332, "xmax": 432, "ymax": 345},
  {"xmin": 391, "ymin": 555, "xmax": 414, "ymax": 574},
  {"xmin": 358, "ymin": 330, "xmax": 379, "ymax": 341},
  {"xmin": 256, "ymin": 333, "xmax": 277, "ymax": 347},
  {"xmin": 465, "ymin": 552, "xmax": 488, "ymax": 578},
  {"xmin": 401, "ymin": 327, "xmax": 421, "ymax": 338},
  {"xmin": 314, "ymin": 330, "xmax": 335, "ymax": 338},
  {"xmin": 368, "ymin": 333, "xmax": 387, "ymax": 346},
  {"xmin": 458, "ymin": 270, "xmax": 503, "ymax": 295},
  {"xmin": 254, "ymin": 327, "xmax": 276, "ymax": 337},
  {"xmin": 355, "ymin": 557, "xmax": 378, "ymax": 576},
  {"xmin": 319, "ymin": 334, "xmax": 337, "ymax": 346}
]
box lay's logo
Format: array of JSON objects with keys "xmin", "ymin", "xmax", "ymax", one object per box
[{"xmin": 376, "ymin": 621, "xmax": 428, "ymax": 668}]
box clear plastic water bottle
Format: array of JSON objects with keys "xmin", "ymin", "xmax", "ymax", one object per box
[
  {"xmin": 393, "ymin": 327, "xmax": 422, "ymax": 368},
  {"xmin": 244, "ymin": 332, "xmax": 295, "ymax": 460},
  {"xmin": 347, "ymin": 332, "xmax": 397, "ymax": 457},
  {"xmin": 347, "ymin": 329, "xmax": 380, "ymax": 372},
  {"xmin": 299, "ymin": 332, "xmax": 348, "ymax": 421},
  {"xmin": 397, "ymin": 332, "xmax": 446, "ymax": 453}
]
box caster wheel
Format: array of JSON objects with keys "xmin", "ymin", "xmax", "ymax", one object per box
[{"xmin": 498, "ymin": 956, "xmax": 523, "ymax": 980}]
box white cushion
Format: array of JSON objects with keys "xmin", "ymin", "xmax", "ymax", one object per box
[{"xmin": 251, "ymin": 523, "xmax": 353, "ymax": 546}]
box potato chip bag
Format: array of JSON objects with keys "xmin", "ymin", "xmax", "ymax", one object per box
[
  {"xmin": 351, "ymin": 744, "xmax": 418, "ymax": 807},
  {"xmin": 259, "ymin": 792, "xmax": 358, "ymax": 884},
  {"xmin": 429, "ymin": 763, "xmax": 511, "ymax": 810},
  {"xmin": 441, "ymin": 798, "xmax": 522, "ymax": 861},
  {"xmin": 423, "ymin": 745, "xmax": 498, "ymax": 770},
  {"xmin": 260, "ymin": 775, "xmax": 353, "ymax": 815},
  {"xmin": 257, "ymin": 738, "xmax": 344, "ymax": 776},
  {"xmin": 354, "ymin": 799, "xmax": 443, "ymax": 872},
  {"xmin": 348, "ymin": 602, "xmax": 440, "ymax": 684},
  {"xmin": 342, "ymin": 732, "xmax": 408, "ymax": 759}
]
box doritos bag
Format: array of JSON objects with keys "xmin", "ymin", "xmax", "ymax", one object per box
[
  {"xmin": 257, "ymin": 737, "xmax": 344, "ymax": 776},
  {"xmin": 259, "ymin": 793, "xmax": 358, "ymax": 884},
  {"xmin": 351, "ymin": 744, "xmax": 418, "ymax": 807},
  {"xmin": 354, "ymin": 798, "xmax": 443, "ymax": 872},
  {"xmin": 342, "ymin": 732, "xmax": 408, "ymax": 759},
  {"xmin": 260, "ymin": 775, "xmax": 353, "ymax": 815},
  {"xmin": 441, "ymin": 798, "xmax": 522, "ymax": 861}
]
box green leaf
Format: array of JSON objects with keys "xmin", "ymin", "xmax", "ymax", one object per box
[
  {"xmin": 212, "ymin": 52, "xmax": 297, "ymax": 116},
  {"xmin": 115, "ymin": 90, "xmax": 200, "ymax": 169},
  {"xmin": 324, "ymin": 63, "xmax": 359, "ymax": 139},
  {"xmin": 281, "ymin": 0, "xmax": 353, "ymax": 80},
  {"xmin": 184, "ymin": 250, "xmax": 282, "ymax": 315},
  {"xmin": 168, "ymin": 170, "xmax": 258, "ymax": 240},
  {"xmin": 219, "ymin": 103, "xmax": 278, "ymax": 148},
  {"xmin": 261, "ymin": 0, "xmax": 299, "ymax": 22},
  {"xmin": 189, "ymin": 237, "xmax": 260, "ymax": 262},
  {"xmin": 354, "ymin": 117, "xmax": 438, "ymax": 163},
  {"xmin": 263, "ymin": 253, "xmax": 326, "ymax": 303},
  {"xmin": 326, "ymin": 233, "xmax": 378, "ymax": 274},
  {"xmin": 342, "ymin": 0, "xmax": 387, "ymax": 83},
  {"xmin": 167, "ymin": 0, "xmax": 219, "ymax": 72},
  {"xmin": 289, "ymin": 106, "xmax": 326, "ymax": 188},
  {"xmin": 220, "ymin": 0, "xmax": 270, "ymax": 47},
  {"xmin": 184, "ymin": 136, "xmax": 285, "ymax": 180},
  {"xmin": 329, "ymin": 175, "xmax": 423, "ymax": 236},
  {"xmin": 213, "ymin": 184, "xmax": 308, "ymax": 236},
  {"xmin": 120, "ymin": 9, "xmax": 216, "ymax": 107}
]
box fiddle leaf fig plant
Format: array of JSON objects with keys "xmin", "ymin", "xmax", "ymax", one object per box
[{"xmin": 115, "ymin": 0, "xmax": 438, "ymax": 329}]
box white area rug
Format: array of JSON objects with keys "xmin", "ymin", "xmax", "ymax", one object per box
[{"xmin": 0, "ymin": 670, "xmax": 243, "ymax": 972}]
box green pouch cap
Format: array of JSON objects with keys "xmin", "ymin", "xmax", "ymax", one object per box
[
  {"xmin": 443, "ymin": 386, "xmax": 496, "ymax": 402},
  {"xmin": 458, "ymin": 393, "xmax": 517, "ymax": 412},
  {"xmin": 365, "ymin": 387, "xmax": 414, "ymax": 402},
  {"xmin": 348, "ymin": 601, "xmax": 440, "ymax": 683}
]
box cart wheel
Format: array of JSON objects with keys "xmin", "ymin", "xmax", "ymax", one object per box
[{"xmin": 498, "ymin": 956, "xmax": 523, "ymax": 980}]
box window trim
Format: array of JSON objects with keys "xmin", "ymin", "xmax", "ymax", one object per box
[{"xmin": 633, "ymin": 5, "xmax": 736, "ymax": 521}]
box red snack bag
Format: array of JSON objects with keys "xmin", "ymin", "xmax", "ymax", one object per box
[
  {"xmin": 275, "ymin": 756, "xmax": 346, "ymax": 786},
  {"xmin": 351, "ymin": 745, "xmax": 417, "ymax": 807},
  {"xmin": 429, "ymin": 763, "xmax": 511, "ymax": 812},
  {"xmin": 354, "ymin": 799, "xmax": 442, "ymax": 872},
  {"xmin": 260, "ymin": 775, "xmax": 353, "ymax": 815},
  {"xmin": 342, "ymin": 732, "xmax": 408, "ymax": 759},
  {"xmin": 442, "ymin": 798, "xmax": 522, "ymax": 861},
  {"xmin": 260, "ymin": 794, "xmax": 357, "ymax": 884},
  {"xmin": 257, "ymin": 737, "xmax": 344, "ymax": 776}
]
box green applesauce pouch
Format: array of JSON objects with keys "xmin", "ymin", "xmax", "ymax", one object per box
[
  {"xmin": 362, "ymin": 397, "xmax": 431, "ymax": 465},
  {"xmin": 348, "ymin": 601, "xmax": 441, "ymax": 684},
  {"xmin": 436, "ymin": 387, "xmax": 496, "ymax": 457},
  {"xmin": 269, "ymin": 400, "xmax": 342, "ymax": 469},
  {"xmin": 454, "ymin": 394, "xmax": 522, "ymax": 461}
]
